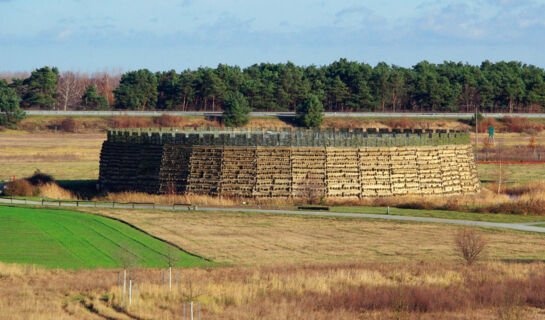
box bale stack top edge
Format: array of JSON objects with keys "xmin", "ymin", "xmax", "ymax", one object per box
[{"xmin": 106, "ymin": 127, "xmax": 470, "ymax": 147}]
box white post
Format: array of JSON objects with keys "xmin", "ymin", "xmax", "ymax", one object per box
[
  {"xmin": 191, "ymin": 301, "xmax": 194, "ymax": 320},
  {"xmin": 169, "ymin": 266, "xmax": 172, "ymax": 291},
  {"xmin": 122, "ymin": 269, "xmax": 126, "ymax": 305},
  {"xmin": 129, "ymin": 279, "xmax": 132, "ymax": 306}
]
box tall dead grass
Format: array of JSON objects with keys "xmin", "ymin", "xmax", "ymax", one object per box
[
  {"xmin": 478, "ymin": 181, "xmax": 545, "ymax": 215},
  {"xmin": 326, "ymin": 189, "xmax": 509, "ymax": 211},
  {"xmin": 6, "ymin": 260, "xmax": 543, "ymax": 320},
  {"xmin": 38, "ymin": 183, "xmax": 78, "ymax": 200},
  {"xmin": 102, "ymin": 262, "xmax": 545, "ymax": 319},
  {"xmin": 100, "ymin": 192, "xmax": 239, "ymax": 206}
]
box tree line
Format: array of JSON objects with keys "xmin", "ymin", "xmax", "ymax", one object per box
[{"xmin": 2, "ymin": 59, "xmax": 545, "ymax": 126}]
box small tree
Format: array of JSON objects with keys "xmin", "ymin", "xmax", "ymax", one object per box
[
  {"xmin": 0, "ymin": 82, "xmax": 25, "ymax": 127},
  {"xmin": 164, "ymin": 244, "xmax": 180, "ymax": 291},
  {"xmin": 81, "ymin": 85, "xmax": 109, "ymax": 109},
  {"xmin": 296, "ymin": 94, "xmax": 323, "ymax": 128},
  {"xmin": 222, "ymin": 91, "xmax": 250, "ymax": 127},
  {"xmin": 116, "ymin": 243, "xmax": 138, "ymax": 306},
  {"xmin": 454, "ymin": 228, "xmax": 487, "ymax": 266}
]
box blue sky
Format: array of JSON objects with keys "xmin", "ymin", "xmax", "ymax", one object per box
[{"xmin": 1, "ymin": 0, "xmax": 544, "ymax": 72}]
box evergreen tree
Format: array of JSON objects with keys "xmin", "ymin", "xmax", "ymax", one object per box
[
  {"xmin": 114, "ymin": 69, "xmax": 158, "ymax": 110},
  {"xmin": 222, "ymin": 91, "xmax": 251, "ymax": 127},
  {"xmin": 0, "ymin": 80, "xmax": 25, "ymax": 127},
  {"xmin": 81, "ymin": 85, "xmax": 109, "ymax": 109},
  {"xmin": 22, "ymin": 66, "xmax": 59, "ymax": 109},
  {"xmin": 296, "ymin": 94, "xmax": 324, "ymax": 128}
]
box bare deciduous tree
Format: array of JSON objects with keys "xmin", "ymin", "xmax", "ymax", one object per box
[
  {"xmin": 58, "ymin": 71, "xmax": 86, "ymax": 111},
  {"xmin": 297, "ymin": 172, "xmax": 325, "ymax": 205},
  {"xmin": 454, "ymin": 228, "xmax": 487, "ymax": 266}
]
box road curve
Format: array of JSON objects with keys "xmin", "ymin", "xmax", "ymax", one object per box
[
  {"xmin": 2, "ymin": 198, "xmax": 545, "ymax": 234},
  {"xmin": 21, "ymin": 110, "xmax": 545, "ymax": 118}
]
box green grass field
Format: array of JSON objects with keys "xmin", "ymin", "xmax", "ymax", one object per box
[{"xmin": 0, "ymin": 206, "xmax": 210, "ymax": 269}]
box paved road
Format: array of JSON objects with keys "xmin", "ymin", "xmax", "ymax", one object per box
[
  {"xmin": 2, "ymin": 197, "xmax": 545, "ymax": 234},
  {"xmin": 22, "ymin": 110, "xmax": 545, "ymax": 118}
]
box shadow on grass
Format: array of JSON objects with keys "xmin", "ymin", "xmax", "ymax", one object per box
[
  {"xmin": 500, "ymin": 259, "xmax": 545, "ymax": 264},
  {"xmin": 56, "ymin": 179, "xmax": 104, "ymax": 199}
]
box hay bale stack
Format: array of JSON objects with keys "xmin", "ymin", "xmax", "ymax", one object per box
[{"xmin": 98, "ymin": 129, "xmax": 480, "ymax": 198}]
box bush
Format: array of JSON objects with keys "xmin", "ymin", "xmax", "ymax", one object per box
[
  {"xmin": 4, "ymin": 180, "xmax": 37, "ymax": 197},
  {"xmin": 110, "ymin": 116, "xmax": 152, "ymax": 128},
  {"xmin": 26, "ymin": 170, "xmax": 54, "ymax": 186},
  {"xmin": 477, "ymin": 118, "xmax": 499, "ymax": 133},
  {"xmin": 60, "ymin": 118, "xmax": 77, "ymax": 132},
  {"xmin": 501, "ymin": 116, "xmax": 544, "ymax": 133},
  {"xmin": 454, "ymin": 228, "xmax": 487, "ymax": 266},
  {"xmin": 480, "ymin": 198, "xmax": 545, "ymax": 216},
  {"xmin": 383, "ymin": 117, "xmax": 415, "ymax": 129},
  {"xmin": 153, "ymin": 114, "xmax": 183, "ymax": 127}
]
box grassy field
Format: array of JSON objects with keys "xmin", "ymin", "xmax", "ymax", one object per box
[
  {"xmin": 84, "ymin": 208, "xmax": 545, "ymax": 266},
  {"xmin": 0, "ymin": 133, "xmax": 103, "ymax": 181},
  {"xmin": 477, "ymin": 163, "xmax": 545, "ymax": 182},
  {"xmin": 0, "ymin": 206, "xmax": 209, "ymax": 269}
]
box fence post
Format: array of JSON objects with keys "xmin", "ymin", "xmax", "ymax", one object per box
[
  {"xmin": 191, "ymin": 301, "xmax": 194, "ymax": 320},
  {"xmin": 183, "ymin": 302, "xmax": 186, "ymax": 320},
  {"xmin": 169, "ymin": 266, "xmax": 172, "ymax": 291},
  {"xmin": 129, "ymin": 279, "xmax": 132, "ymax": 305},
  {"xmin": 199, "ymin": 302, "xmax": 201, "ymax": 320}
]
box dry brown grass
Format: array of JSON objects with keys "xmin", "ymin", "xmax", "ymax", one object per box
[
  {"xmin": 326, "ymin": 188, "xmax": 509, "ymax": 211},
  {"xmin": 39, "ymin": 183, "xmax": 78, "ymax": 200},
  {"xmin": 2, "ymin": 260, "xmax": 545, "ymax": 319},
  {"xmin": 101, "ymin": 192, "xmax": 239, "ymax": 206},
  {"xmin": 0, "ymin": 133, "xmax": 104, "ymax": 162},
  {"xmin": 99, "ymin": 185, "xmax": 545, "ymax": 217},
  {"xmin": 82, "ymin": 208, "xmax": 545, "ymax": 266},
  {"xmin": 0, "ymin": 133, "xmax": 103, "ymax": 180}
]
